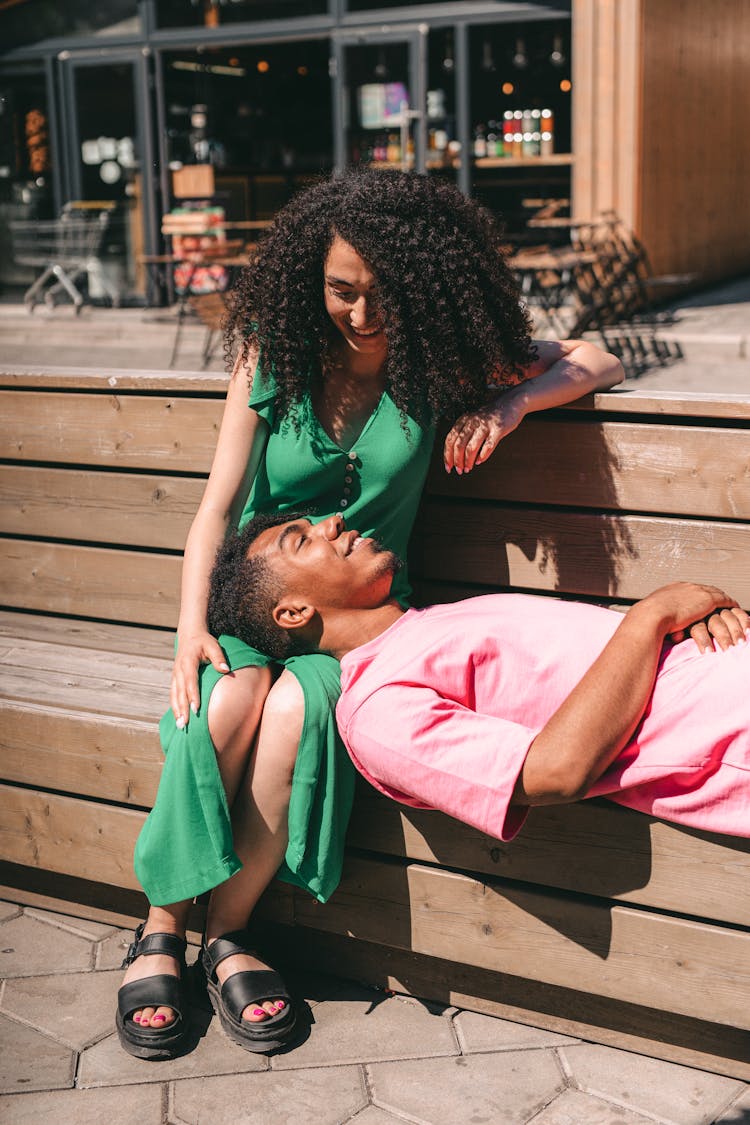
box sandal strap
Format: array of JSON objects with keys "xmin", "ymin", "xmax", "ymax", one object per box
[
  {"xmin": 121, "ymin": 924, "xmax": 187, "ymax": 968},
  {"xmin": 202, "ymin": 929, "xmax": 256, "ymax": 977},
  {"xmin": 117, "ymin": 973, "xmax": 185, "ymax": 1022},
  {"xmin": 220, "ymin": 969, "xmax": 292, "ymax": 1024}
]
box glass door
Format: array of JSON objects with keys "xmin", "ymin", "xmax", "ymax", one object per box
[
  {"xmin": 334, "ymin": 27, "xmax": 427, "ymax": 175},
  {"xmin": 59, "ymin": 51, "xmax": 157, "ymax": 303}
]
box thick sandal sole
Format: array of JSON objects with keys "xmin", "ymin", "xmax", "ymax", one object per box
[
  {"xmin": 205, "ymin": 977, "xmax": 297, "ymax": 1054},
  {"xmin": 115, "ymin": 1009, "xmax": 188, "ymax": 1061}
]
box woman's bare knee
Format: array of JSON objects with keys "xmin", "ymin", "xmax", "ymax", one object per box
[{"xmin": 207, "ymin": 665, "xmax": 273, "ymax": 758}]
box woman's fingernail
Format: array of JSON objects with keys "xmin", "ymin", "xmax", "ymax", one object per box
[
  {"xmin": 456, "ymin": 467, "xmax": 462, "ymax": 475},
  {"xmin": 219, "ymin": 662, "xmax": 230, "ymax": 672},
  {"xmin": 176, "ymin": 716, "xmax": 186, "ymax": 730},
  {"xmin": 190, "ymin": 702, "xmax": 197, "ymax": 714}
]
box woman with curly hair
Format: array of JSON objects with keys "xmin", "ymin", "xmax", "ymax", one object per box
[{"xmin": 117, "ymin": 169, "xmax": 622, "ymax": 1060}]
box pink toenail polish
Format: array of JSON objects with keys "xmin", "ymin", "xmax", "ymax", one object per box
[
  {"xmin": 275, "ymin": 1001, "xmax": 285, "ymax": 1008},
  {"xmin": 253, "ymin": 1008, "xmax": 266, "ymax": 1017},
  {"xmin": 152, "ymin": 1015, "xmax": 166, "ymax": 1023},
  {"xmin": 133, "ymin": 1015, "xmax": 141, "ymax": 1023}
]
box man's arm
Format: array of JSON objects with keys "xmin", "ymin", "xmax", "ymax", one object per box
[{"xmin": 512, "ymin": 583, "xmax": 744, "ymax": 808}]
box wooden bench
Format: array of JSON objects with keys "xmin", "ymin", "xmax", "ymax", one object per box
[{"xmin": 1, "ymin": 368, "xmax": 748, "ymax": 1079}]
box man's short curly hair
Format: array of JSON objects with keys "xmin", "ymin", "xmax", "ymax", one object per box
[
  {"xmin": 225, "ymin": 168, "xmax": 535, "ymax": 426},
  {"xmin": 207, "ymin": 511, "xmax": 312, "ymax": 662}
]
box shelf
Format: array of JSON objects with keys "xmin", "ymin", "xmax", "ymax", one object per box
[{"xmin": 474, "ymin": 154, "xmax": 573, "ymax": 168}]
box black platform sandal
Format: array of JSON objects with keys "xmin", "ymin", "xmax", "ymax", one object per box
[
  {"xmin": 116, "ymin": 922, "xmax": 190, "ymax": 1060},
  {"xmin": 202, "ymin": 930, "xmax": 297, "ymax": 1054}
]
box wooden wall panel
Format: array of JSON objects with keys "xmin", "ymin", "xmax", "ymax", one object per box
[
  {"xmin": 295, "ymin": 857, "xmax": 750, "ymax": 1029},
  {"xmin": 0, "ymin": 538, "xmax": 181, "ymax": 626},
  {"xmin": 347, "ymin": 788, "xmax": 750, "ymax": 927},
  {"xmin": 0, "ymin": 465, "xmax": 202, "ymax": 549},
  {"xmin": 412, "ymin": 502, "xmax": 750, "ymax": 603},
  {"xmin": 0, "ymin": 391, "xmax": 222, "ymax": 471},
  {"xmin": 426, "ymin": 419, "xmax": 750, "ymax": 519},
  {"xmin": 638, "ymin": 0, "xmax": 750, "ymax": 281}
]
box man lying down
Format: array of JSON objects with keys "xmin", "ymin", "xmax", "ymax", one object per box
[{"xmin": 207, "ymin": 512, "xmax": 750, "ymax": 841}]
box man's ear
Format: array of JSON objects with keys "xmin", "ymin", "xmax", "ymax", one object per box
[{"xmin": 272, "ymin": 598, "xmax": 316, "ymax": 633}]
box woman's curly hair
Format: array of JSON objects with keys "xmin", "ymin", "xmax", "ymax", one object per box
[{"xmin": 224, "ymin": 168, "xmax": 535, "ymax": 425}]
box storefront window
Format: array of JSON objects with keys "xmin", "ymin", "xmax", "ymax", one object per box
[
  {"xmin": 0, "ymin": 0, "xmax": 139, "ymax": 51},
  {"xmin": 156, "ymin": 0, "xmax": 328, "ymax": 29},
  {"xmin": 0, "ymin": 67, "xmax": 54, "ymax": 289},
  {"xmin": 426, "ymin": 27, "xmax": 458, "ymax": 182},
  {"xmin": 468, "ymin": 20, "xmax": 572, "ymax": 236},
  {"xmin": 163, "ymin": 39, "xmax": 332, "ymax": 218}
]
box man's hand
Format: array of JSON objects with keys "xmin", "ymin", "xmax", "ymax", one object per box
[{"xmin": 630, "ymin": 583, "xmax": 742, "ymax": 645}]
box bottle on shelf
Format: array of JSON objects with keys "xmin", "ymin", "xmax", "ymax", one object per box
[
  {"xmin": 540, "ymin": 108, "xmax": 555, "ymax": 154},
  {"xmin": 473, "ymin": 124, "xmax": 488, "ymax": 159}
]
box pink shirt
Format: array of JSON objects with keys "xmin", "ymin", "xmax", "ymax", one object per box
[{"xmin": 336, "ymin": 595, "xmax": 750, "ymax": 840}]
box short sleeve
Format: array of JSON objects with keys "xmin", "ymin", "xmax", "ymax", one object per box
[
  {"xmin": 339, "ymin": 685, "xmax": 534, "ymax": 842},
  {"xmin": 248, "ymin": 351, "xmax": 277, "ymax": 426}
]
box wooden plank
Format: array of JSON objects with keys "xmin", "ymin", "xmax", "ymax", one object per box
[
  {"xmin": 266, "ymin": 926, "xmax": 750, "ymax": 1081},
  {"xmin": 572, "ymin": 390, "xmax": 750, "ymax": 421},
  {"xmin": 347, "ymin": 788, "xmax": 750, "ymax": 927},
  {"xmin": 0, "ymin": 539, "xmax": 181, "ymax": 626},
  {"xmin": 0, "ymin": 700, "xmax": 162, "ymax": 807},
  {"xmin": 0, "ymin": 784, "xmax": 146, "ymax": 889},
  {"xmin": 412, "ymin": 503, "xmax": 750, "ymax": 604},
  {"xmin": 0, "ymin": 637, "xmax": 170, "ymax": 717},
  {"xmin": 0, "ymin": 610, "xmax": 174, "ymax": 660},
  {"xmin": 296, "ymin": 857, "xmax": 750, "ymax": 1029},
  {"xmin": 426, "ymin": 419, "xmax": 750, "ymax": 519},
  {"xmin": 0, "ymin": 366, "xmax": 230, "ymax": 393},
  {"xmin": 0, "ymin": 465, "xmax": 203, "ymax": 549},
  {"xmin": 0, "ymin": 391, "xmax": 223, "ymax": 471}
]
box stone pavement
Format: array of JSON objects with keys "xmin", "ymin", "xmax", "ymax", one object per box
[{"xmin": 1, "ymin": 902, "xmax": 748, "ymax": 1124}]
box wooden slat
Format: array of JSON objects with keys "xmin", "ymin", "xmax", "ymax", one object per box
[
  {"xmin": 1, "ymin": 391, "xmax": 223, "ymax": 471},
  {"xmin": 0, "ymin": 700, "xmax": 162, "ymax": 807},
  {"xmin": 0, "ymin": 366, "xmax": 230, "ymax": 393},
  {"xmin": 347, "ymin": 788, "xmax": 750, "ymax": 927},
  {"xmin": 296, "ymin": 857, "xmax": 750, "ymax": 1029},
  {"xmin": 266, "ymin": 925, "xmax": 750, "ymax": 1081},
  {"xmin": 0, "ymin": 465, "xmax": 203, "ymax": 549},
  {"xmin": 412, "ymin": 503, "xmax": 750, "ymax": 604},
  {"xmin": 426, "ymin": 419, "xmax": 750, "ymax": 519},
  {"xmin": 0, "ymin": 610, "xmax": 174, "ymax": 659},
  {"xmin": 1, "ymin": 538, "xmax": 181, "ymax": 626},
  {"xmin": 0, "ymin": 784, "xmax": 146, "ymax": 890},
  {"xmin": 588, "ymin": 390, "xmax": 750, "ymax": 421}
]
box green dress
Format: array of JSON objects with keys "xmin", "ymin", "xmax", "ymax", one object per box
[{"xmin": 134, "ymin": 362, "xmax": 435, "ymax": 906}]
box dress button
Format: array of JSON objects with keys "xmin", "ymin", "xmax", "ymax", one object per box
[
  {"xmin": 340, "ymin": 499, "xmax": 349, "ymax": 508},
  {"xmin": 344, "ymin": 475, "xmax": 353, "ymax": 484},
  {"xmin": 345, "ymin": 463, "xmax": 354, "ymax": 472},
  {"xmin": 343, "ymin": 487, "xmax": 351, "ymax": 496},
  {"xmin": 348, "ymin": 450, "xmax": 357, "ymax": 460}
]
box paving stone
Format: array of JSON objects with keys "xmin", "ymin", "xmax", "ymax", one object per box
[
  {"xmin": 1, "ymin": 968, "xmax": 123, "ymax": 1050},
  {"xmin": 715, "ymin": 1088, "xmax": 750, "ymax": 1123},
  {"xmin": 0, "ymin": 1013, "xmax": 75, "ymax": 1095},
  {"xmin": 0, "ymin": 1082, "xmax": 165, "ymax": 1123},
  {"xmin": 169, "ymin": 1065, "xmax": 368, "ymax": 1124},
  {"xmin": 270, "ymin": 984, "xmax": 458, "ymax": 1070},
  {"xmin": 0, "ymin": 902, "xmax": 21, "ymax": 923},
  {"xmin": 560, "ymin": 1044, "xmax": 745, "ymax": 1125},
  {"xmin": 342, "ymin": 1107, "xmax": 408, "ymax": 1124},
  {"xmin": 369, "ymin": 1050, "xmax": 565, "ymax": 1125},
  {"xmin": 78, "ymin": 1018, "xmax": 267, "ymax": 1089},
  {"xmin": 24, "ymin": 907, "xmax": 116, "ymax": 940},
  {"xmin": 0, "ymin": 914, "xmax": 94, "ymax": 977},
  {"xmin": 454, "ymin": 1011, "xmax": 579, "ymax": 1054},
  {"xmin": 530, "ymin": 1087, "xmax": 657, "ymax": 1124}
]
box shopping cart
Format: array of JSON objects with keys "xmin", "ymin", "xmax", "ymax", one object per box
[{"xmin": 9, "ymin": 202, "xmax": 120, "ymax": 312}]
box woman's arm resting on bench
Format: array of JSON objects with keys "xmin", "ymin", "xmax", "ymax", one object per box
[{"xmin": 512, "ymin": 583, "xmax": 748, "ymax": 807}]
